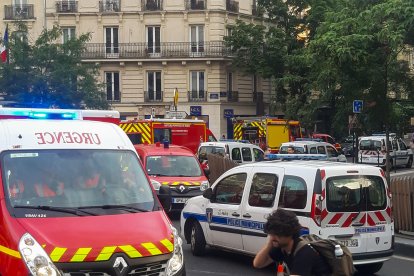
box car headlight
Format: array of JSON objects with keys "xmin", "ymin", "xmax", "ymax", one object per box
[
  {"xmin": 166, "ymin": 226, "xmax": 184, "ymax": 276},
  {"xmin": 18, "ymin": 233, "xmax": 62, "ymax": 276},
  {"xmin": 200, "ymin": 180, "xmax": 209, "ymax": 192},
  {"xmin": 151, "ymin": 179, "xmax": 162, "ymax": 191}
]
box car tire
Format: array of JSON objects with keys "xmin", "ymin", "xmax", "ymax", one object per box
[
  {"xmin": 406, "ymin": 157, "xmax": 413, "ymax": 168},
  {"xmin": 356, "ymin": 262, "xmax": 383, "ymax": 274},
  {"xmin": 190, "ymin": 221, "xmax": 206, "ymax": 256}
]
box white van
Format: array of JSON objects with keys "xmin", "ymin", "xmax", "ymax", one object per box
[
  {"xmin": 358, "ymin": 134, "xmax": 413, "ymax": 168},
  {"xmin": 279, "ymin": 140, "xmax": 347, "ymax": 162},
  {"xmin": 197, "ymin": 141, "xmax": 264, "ymax": 164},
  {"xmin": 181, "ymin": 161, "xmax": 394, "ymax": 275}
]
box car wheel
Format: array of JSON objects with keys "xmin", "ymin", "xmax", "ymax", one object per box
[
  {"xmin": 356, "ymin": 262, "xmax": 383, "ymax": 274},
  {"xmin": 406, "ymin": 157, "xmax": 413, "ymax": 168},
  {"xmin": 190, "ymin": 221, "xmax": 206, "ymax": 256}
]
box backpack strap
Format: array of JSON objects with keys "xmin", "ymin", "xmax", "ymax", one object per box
[{"xmin": 293, "ymin": 238, "xmax": 308, "ymax": 256}]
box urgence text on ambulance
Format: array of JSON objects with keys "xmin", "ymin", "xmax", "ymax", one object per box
[{"xmin": 35, "ymin": 132, "xmax": 102, "ymax": 145}]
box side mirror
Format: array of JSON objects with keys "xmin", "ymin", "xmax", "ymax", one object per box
[
  {"xmin": 158, "ymin": 185, "xmax": 171, "ymax": 212},
  {"xmin": 203, "ymin": 188, "xmax": 213, "ymax": 200},
  {"xmin": 203, "ymin": 167, "xmax": 210, "ymax": 177}
]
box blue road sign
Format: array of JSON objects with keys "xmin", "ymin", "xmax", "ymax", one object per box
[
  {"xmin": 353, "ymin": 100, "xmax": 363, "ymax": 113},
  {"xmin": 224, "ymin": 109, "xmax": 234, "ymax": 118},
  {"xmin": 190, "ymin": 106, "xmax": 202, "ymax": 116}
]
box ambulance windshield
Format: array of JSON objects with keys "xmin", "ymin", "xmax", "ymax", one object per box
[
  {"xmin": 2, "ymin": 150, "xmax": 156, "ymax": 216},
  {"xmin": 146, "ymin": 155, "xmax": 202, "ymax": 177}
]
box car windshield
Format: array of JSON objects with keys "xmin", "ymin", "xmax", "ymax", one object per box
[
  {"xmin": 198, "ymin": 146, "xmax": 226, "ymax": 161},
  {"xmin": 326, "ymin": 176, "xmax": 387, "ymax": 212},
  {"xmin": 279, "ymin": 146, "xmax": 306, "ymax": 154},
  {"xmin": 146, "ymin": 155, "xmax": 202, "ymax": 177},
  {"xmin": 2, "ymin": 150, "xmax": 155, "ymax": 216},
  {"xmin": 360, "ymin": 140, "xmax": 382, "ymax": 151}
]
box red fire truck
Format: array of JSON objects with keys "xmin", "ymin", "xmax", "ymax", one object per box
[{"xmin": 119, "ymin": 118, "xmax": 216, "ymax": 153}]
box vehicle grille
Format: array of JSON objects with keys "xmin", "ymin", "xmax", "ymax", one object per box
[{"xmin": 63, "ymin": 261, "xmax": 167, "ymax": 276}]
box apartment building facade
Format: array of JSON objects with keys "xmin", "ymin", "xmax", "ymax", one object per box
[{"xmin": 1, "ymin": 0, "xmax": 271, "ymax": 137}]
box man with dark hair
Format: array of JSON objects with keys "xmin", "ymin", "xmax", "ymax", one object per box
[{"xmin": 253, "ymin": 209, "xmax": 331, "ymax": 276}]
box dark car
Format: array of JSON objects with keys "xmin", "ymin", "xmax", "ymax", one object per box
[{"xmin": 341, "ymin": 136, "xmax": 356, "ymax": 157}]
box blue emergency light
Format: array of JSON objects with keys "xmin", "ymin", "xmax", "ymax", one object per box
[
  {"xmin": 295, "ymin": 138, "xmax": 323, "ymax": 142},
  {"xmin": 266, "ymin": 154, "xmax": 328, "ymax": 161},
  {"xmin": 7, "ymin": 109, "xmax": 79, "ymax": 120},
  {"xmin": 219, "ymin": 139, "xmax": 250, "ymax": 143}
]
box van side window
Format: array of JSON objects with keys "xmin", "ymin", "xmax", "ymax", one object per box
[
  {"xmin": 242, "ymin": 147, "xmax": 252, "ymax": 162},
  {"xmin": 253, "ymin": 148, "xmax": 264, "ymax": 161},
  {"xmin": 391, "ymin": 140, "xmax": 398, "ymax": 151},
  {"xmin": 248, "ymin": 173, "xmax": 278, "ymax": 208},
  {"xmin": 214, "ymin": 173, "xmax": 247, "ymax": 205},
  {"xmin": 317, "ymin": 146, "xmax": 326, "ymax": 154},
  {"xmin": 232, "ymin": 148, "xmax": 242, "ymax": 162},
  {"xmin": 309, "ymin": 147, "xmax": 317, "ymax": 154},
  {"xmin": 398, "ymin": 139, "xmax": 407, "ymax": 150},
  {"xmin": 278, "ymin": 176, "xmax": 307, "ymax": 209}
]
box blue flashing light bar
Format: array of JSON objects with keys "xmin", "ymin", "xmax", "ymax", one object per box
[
  {"xmin": 295, "ymin": 138, "xmax": 323, "ymax": 142},
  {"xmin": 266, "ymin": 154, "xmax": 328, "ymax": 161},
  {"xmin": 8, "ymin": 109, "xmax": 79, "ymax": 120},
  {"xmin": 219, "ymin": 139, "xmax": 250, "ymax": 143}
]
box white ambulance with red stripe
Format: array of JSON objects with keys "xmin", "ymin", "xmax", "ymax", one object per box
[
  {"xmin": 181, "ymin": 160, "xmax": 394, "ymax": 275},
  {"xmin": 0, "ymin": 108, "xmax": 185, "ymax": 276}
]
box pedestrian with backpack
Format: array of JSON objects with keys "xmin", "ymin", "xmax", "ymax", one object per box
[{"xmin": 253, "ymin": 209, "xmax": 332, "ymax": 276}]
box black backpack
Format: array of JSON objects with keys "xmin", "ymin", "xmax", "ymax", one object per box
[{"xmin": 294, "ymin": 234, "xmax": 356, "ymax": 276}]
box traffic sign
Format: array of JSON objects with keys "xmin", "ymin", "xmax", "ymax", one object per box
[
  {"xmin": 353, "ymin": 100, "xmax": 363, "ymax": 113},
  {"xmin": 165, "ymin": 111, "xmax": 188, "ymax": 119},
  {"xmin": 224, "ymin": 109, "xmax": 234, "ymax": 118},
  {"xmin": 190, "ymin": 106, "xmax": 202, "ymax": 116}
]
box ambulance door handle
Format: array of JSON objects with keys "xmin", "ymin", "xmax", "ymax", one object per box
[
  {"xmin": 243, "ymin": 213, "xmax": 252, "ymax": 218},
  {"xmin": 232, "ymin": 212, "xmax": 240, "ymax": 217}
]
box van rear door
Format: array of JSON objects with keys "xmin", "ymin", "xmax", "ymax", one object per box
[{"xmin": 320, "ymin": 169, "xmax": 392, "ymax": 255}]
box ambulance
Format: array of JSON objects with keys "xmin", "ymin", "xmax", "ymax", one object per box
[
  {"xmin": 135, "ymin": 143, "xmax": 209, "ymax": 210},
  {"xmin": 0, "ymin": 108, "xmax": 185, "ymax": 276},
  {"xmin": 181, "ymin": 160, "xmax": 394, "ymax": 275},
  {"xmin": 119, "ymin": 118, "xmax": 216, "ymax": 153}
]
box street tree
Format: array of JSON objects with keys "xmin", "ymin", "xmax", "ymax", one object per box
[{"xmin": 0, "ymin": 24, "xmax": 108, "ymax": 109}]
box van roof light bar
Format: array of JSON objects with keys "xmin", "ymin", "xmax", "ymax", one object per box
[
  {"xmin": 266, "ymin": 154, "xmax": 328, "ymax": 161},
  {"xmin": 219, "ymin": 139, "xmax": 250, "ymax": 144},
  {"xmin": 295, "ymin": 138, "xmax": 323, "ymax": 142}
]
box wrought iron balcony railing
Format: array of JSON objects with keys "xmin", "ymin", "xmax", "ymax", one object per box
[
  {"xmin": 56, "ymin": 1, "xmax": 78, "ymax": 13},
  {"xmin": 81, "ymin": 41, "xmax": 231, "ymax": 59},
  {"xmin": 99, "ymin": 0, "xmax": 121, "ymax": 13},
  {"xmin": 5, "ymin": 5, "xmax": 35, "ymax": 20},
  {"xmin": 226, "ymin": 91, "xmax": 239, "ymax": 102},
  {"xmin": 144, "ymin": 90, "xmax": 163, "ymax": 102},
  {"xmin": 226, "ymin": 0, "xmax": 239, "ymax": 13},
  {"xmin": 188, "ymin": 91, "xmax": 207, "ymax": 102},
  {"xmin": 142, "ymin": 0, "xmax": 163, "ymax": 11},
  {"xmin": 185, "ymin": 0, "xmax": 206, "ymax": 10}
]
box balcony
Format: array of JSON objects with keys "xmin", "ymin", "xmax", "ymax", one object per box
[
  {"xmin": 99, "ymin": 0, "xmax": 121, "ymax": 13},
  {"xmin": 185, "ymin": 0, "xmax": 206, "ymax": 10},
  {"xmin": 226, "ymin": 0, "xmax": 239, "ymax": 13},
  {"xmin": 188, "ymin": 91, "xmax": 207, "ymax": 102},
  {"xmin": 226, "ymin": 91, "xmax": 239, "ymax": 102},
  {"xmin": 81, "ymin": 41, "xmax": 231, "ymax": 60},
  {"xmin": 144, "ymin": 90, "xmax": 163, "ymax": 102},
  {"xmin": 56, "ymin": 1, "xmax": 78, "ymax": 13},
  {"xmin": 4, "ymin": 5, "xmax": 35, "ymax": 20},
  {"xmin": 142, "ymin": 0, "xmax": 163, "ymax": 11}
]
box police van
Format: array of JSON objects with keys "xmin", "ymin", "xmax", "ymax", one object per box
[
  {"xmin": 358, "ymin": 134, "xmax": 413, "ymax": 168},
  {"xmin": 181, "ymin": 160, "xmax": 393, "ymax": 275},
  {"xmin": 0, "ymin": 108, "xmax": 185, "ymax": 276},
  {"xmin": 279, "ymin": 140, "xmax": 347, "ymax": 162}
]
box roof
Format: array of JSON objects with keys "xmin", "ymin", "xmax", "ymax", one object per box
[
  {"xmin": 281, "ymin": 141, "xmax": 330, "ymax": 147},
  {"xmin": 134, "ymin": 144, "xmax": 194, "ymax": 156},
  {"xmin": 0, "ymin": 119, "xmax": 132, "ymax": 151},
  {"xmin": 236, "ymin": 160, "xmax": 380, "ymax": 171},
  {"xmin": 200, "ymin": 141, "xmax": 262, "ymax": 149}
]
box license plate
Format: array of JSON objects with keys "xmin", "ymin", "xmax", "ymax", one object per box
[
  {"xmin": 172, "ymin": 198, "xmax": 188, "ymax": 204},
  {"xmin": 337, "ymin": 239, "xmax": 359, "ymax": 248}
]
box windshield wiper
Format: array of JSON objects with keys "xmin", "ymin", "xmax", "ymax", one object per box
[
  {"xmin": 13, "ymin": 205, "xmax": 97, "ymax": 216},
  {"xmin": 148, "ymin": 173, "xmax": 169, "ymax": 177},
  {"xmin": 78, "ymin": 204, "xmax": 150, "ymax": 213}
]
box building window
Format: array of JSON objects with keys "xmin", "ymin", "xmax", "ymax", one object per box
[
  {"xmin": 190, "ymin": 25, "xmax": 204, "ymax": 53},
  {"xmin": 105, "ymin": 27, "xmax": 119, "ymax": 54},
  {"xmin": 147, "ymin": 71, "xmax": 162, "ymax": 101},
  {"xmin": 105, "ymin": 72, "xmax": 120, "ymax": 101},
  {"xmin": 13, "ymin": 31, "xmax": 27, "ymax": 43},
  {"xmin": 227, "ymin": 72, "xmax": 233, "ymax": 92},
  {"xmin": 226, "ymin": 26, "xmax": 233, "ymax": 37},
  {"xmin": 62, "ymin": 27, "xmax": 75, "ymax": 43},
  {"xmin": 146, "ymin": 26, "xmax": 161, "ymax": 54},
  {"xmin": 190, "ymin": 71, "xmax": 205, "ymax": 99}
]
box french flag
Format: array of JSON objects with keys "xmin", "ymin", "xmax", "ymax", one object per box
[{"xmin": 1, "ymin": 25, "xmax": 8, "ymax": 63}]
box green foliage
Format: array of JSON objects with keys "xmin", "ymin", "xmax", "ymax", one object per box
[{"xmin": 0, "ymin": 24, "xmax": 108, "ymax": 109}]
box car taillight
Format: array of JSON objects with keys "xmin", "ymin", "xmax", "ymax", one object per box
[{"xmin": 311, "ymin": 193, "xmax": 322, "ymax": 226}]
